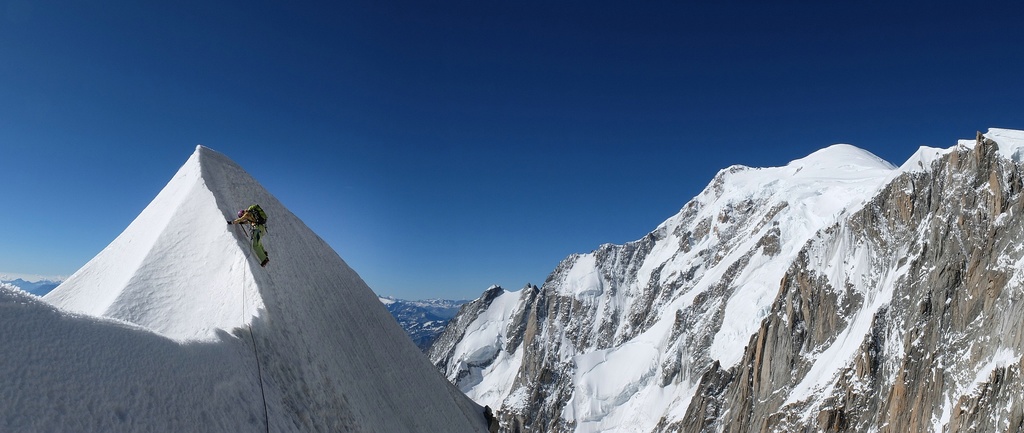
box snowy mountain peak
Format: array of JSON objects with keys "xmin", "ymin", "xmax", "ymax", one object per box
[
  {"xmin": 26, "ymin": 146, "xmax": 486, "ymax": 432},
  {"xmin": 687, "ymin": 143, "xmax": 895, "ymax": 239},
  {"xmin": 46, "ymin": 145, "xmax": 264, "ymax": 341},
  {"xmin": 786, "ymin": 143, "xmax": 896, "ymax": 174}
]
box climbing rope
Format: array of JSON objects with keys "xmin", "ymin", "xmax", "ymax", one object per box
[{"xmin": 241, "ymin": 246, "xmax": 272, "ymax": 433}]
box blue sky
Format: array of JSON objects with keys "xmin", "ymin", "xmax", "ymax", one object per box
[{"xmin": 2, "ymin": 1, "xmax": 1023, "ymax": 299}]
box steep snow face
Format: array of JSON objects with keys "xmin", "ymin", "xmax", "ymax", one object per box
[
  {"xmin": 449, "ymin": 289, "xmax": 528, "ymax": 402},
  {"xmin": 429, "ymin": 285, "xmax": 536, "ymax": 409},
  {"xmin": 47, "ymin": 148, "xmax": 259, "ymax": 341},
  {"xmin": 17, "ymin": 146, "xmax": 486, "ymax": 433}
]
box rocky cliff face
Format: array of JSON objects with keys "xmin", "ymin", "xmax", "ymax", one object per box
[{"xmin": 431, "ymin": 129, "xmax": 1024, "ymax": 432}]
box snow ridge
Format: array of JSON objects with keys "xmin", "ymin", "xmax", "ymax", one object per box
[
  {"xmin": 47, "ymin": 147, "xmax": 259, "ymax": 341},
  {"xmin": 8, "ymin": 145, "xmax": 487, "ymax": 433}
]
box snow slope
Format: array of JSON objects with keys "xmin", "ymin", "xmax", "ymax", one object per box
[{"xmin": 9, "ymin": 145, "xmax": 487, "ymax": 433}]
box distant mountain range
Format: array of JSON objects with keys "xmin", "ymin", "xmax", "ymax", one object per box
[
  {"xmin": 1, "ymin": 278, "xmax": 61, "ymax": 296},
  {"xmin": 379, "ymin": 296, "xmax": 467, "ymax": 351},
  {"xmin": 2, "ymin": 276, "xmax": 463, "ymax": 352}
]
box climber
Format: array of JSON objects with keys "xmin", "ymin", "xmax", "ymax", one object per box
[{"xmin": 228, "ymin": 204, "xmax": 270, "ymax": 267}]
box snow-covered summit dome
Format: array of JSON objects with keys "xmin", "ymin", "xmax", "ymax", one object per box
[{"xmin": 785, "ymin": 143, "xmax": 896, "ymax": 175}]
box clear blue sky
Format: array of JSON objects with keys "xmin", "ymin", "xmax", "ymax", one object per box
[{"xmin": 2, "ymin": 1, "xmax": 1022, "ymax": 300}]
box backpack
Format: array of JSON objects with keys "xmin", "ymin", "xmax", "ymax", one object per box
[{"xmin": 248, "ymin": 204, "xmax": 268, "ymax": 225}]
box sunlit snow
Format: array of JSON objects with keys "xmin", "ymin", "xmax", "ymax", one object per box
[{"xmin": 4, "ymin": 146, "xmax": 486, "ymax": 433}]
